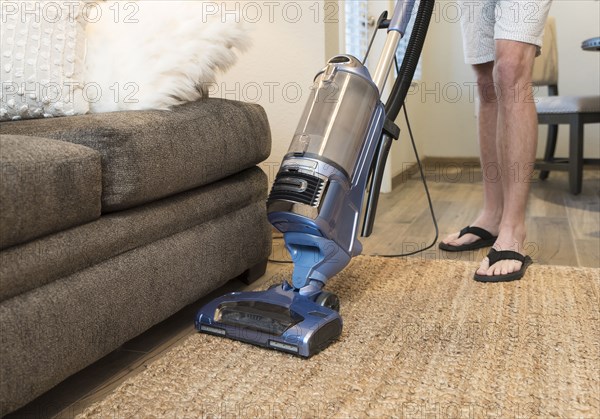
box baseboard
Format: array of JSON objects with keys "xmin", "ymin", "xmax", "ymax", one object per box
[
  {"xmin": 391, "ymin": 157, "xmax": 482, "ymax": 189},
  {"xmin": 418, "ymin": 156, "xmax": 481, "ymax": 166},
  {"xmin": 391, "ymin": 161, "xmax": 418, "ymax": 189}
]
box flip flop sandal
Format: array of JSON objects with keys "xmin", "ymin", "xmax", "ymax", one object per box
[
  {"xmin": 473, "ymin": 248, "xmax": 533, "ymax": 283},
  {"xmin": 439, "ymin": 226, "xmax": 497, "ymax": 252}
]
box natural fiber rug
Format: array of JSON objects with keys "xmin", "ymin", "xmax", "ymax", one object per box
[{"xmin": 79, "ymin": 257, "xmax": 599, "ymax": 418}]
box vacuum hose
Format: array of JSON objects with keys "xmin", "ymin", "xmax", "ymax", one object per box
[{"xmin": 385, "ymin": 0, "xmax": 435, "ymax": 120}]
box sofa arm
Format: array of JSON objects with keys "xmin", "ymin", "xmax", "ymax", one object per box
[{"xmin": 0, "ymin": 135, "xmax": 102, "ymax": 250}]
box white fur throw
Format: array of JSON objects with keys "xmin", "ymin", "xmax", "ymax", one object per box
[{"xmin": 85, "ymin": 1, "xmax": 251, "ymax": 113}]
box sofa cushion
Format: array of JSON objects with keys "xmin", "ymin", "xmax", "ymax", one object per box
[
  {"xmin": 0, "ymin": 99, "xmax": 271, "ymax": 212},
  {"xmin": 0, "ymin": 167, "xmax": 267, "ymax": 302},
  {"xmin": 0, "ymin": 135, "xmax": 102, "ymax": 250},
  {"xmin": 0, "ymin": 201, "xmax": 271, "ymax": 416}
]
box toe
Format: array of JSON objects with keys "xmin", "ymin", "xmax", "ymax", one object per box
[
  {"xmin": 447, "ymin": 233, "xmax": 477, "ymax": 247},
  {"xmin": 476, "ymin": 257, "xmax": 490, "ymax": 275},
  {"xmin": 489, "ymin": 262, "xmax": 503, "ymax": 276},
  {"xmin": 484, "ymin": 259, "xmax": 524, "ymax": 277},
  {"xmin": 497, "ymin": 263, "xmax": 506, "ymax": 275},
  {"xmin": 500, "ymin": 262, "xmax": 509, "ymax": 275},
  {"xmin": 513, "ymin": 260, "xmax": 522, "ymax": 273},
  {"xmin": 441, "ymin": 232, "xmax": 459, "ymax": 245},
  {"xmin": 488, "ymin": 264, "xmax": 499, "ymax": 276}
]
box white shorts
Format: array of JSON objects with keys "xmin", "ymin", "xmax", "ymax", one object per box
[{"xmin": 459, "ymin": 0, "xmax": 553, "ymax": 64}]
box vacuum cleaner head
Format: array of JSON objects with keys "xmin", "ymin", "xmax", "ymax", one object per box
[{"xmin": 195, "ymin": 282, "xmax": 342, "ymax": 357}]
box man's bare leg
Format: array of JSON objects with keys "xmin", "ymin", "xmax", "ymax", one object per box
[
  {"xmin": 476, "ymin": 39, "xmax": 538, "ymax": 276},
  {"xmin": 441, "ymin": 61, "xmax": 503, "ymax": 247}
]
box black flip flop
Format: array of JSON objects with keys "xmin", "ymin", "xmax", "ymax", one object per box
[
  {"xmin": 439, "ymin": 226, "xmax": 497, "ymax": 252},
  {"xmin": 473, "ymin": 248, "xmax": 533, "ymax": 283}
]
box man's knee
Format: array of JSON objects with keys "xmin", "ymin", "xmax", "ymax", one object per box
[
  {"xmin": 493, "ymin": 42, "xmax": 536, "ymax": 90},
  {"xmin": 473, "ymin": 62, "xmax": 494, "ymax": 84},
  {"xmin": 473, "ymin": 62, "xmax": 495, "ymax": 101},
  {"xmin": 493, "ymin": 58, "xmax": 525, "ymax": 91}
]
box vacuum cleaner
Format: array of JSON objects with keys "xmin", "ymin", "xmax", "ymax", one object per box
[{"xmin": 196, "ymin": 0, "xmax": 435, "ymax": 357}]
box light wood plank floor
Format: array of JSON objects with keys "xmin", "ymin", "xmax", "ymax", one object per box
[
  {"xmin": 366, "ymin": 161, "xmax": 600, "ymax": 268},
  {"xmin": 8, "ymin": 163, "xmax": 599, "ymax": 418}
]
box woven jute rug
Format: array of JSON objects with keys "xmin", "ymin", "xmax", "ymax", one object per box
[{"xmin": 79, "ymin": 257, "xmax": 599, "ymax": 418}]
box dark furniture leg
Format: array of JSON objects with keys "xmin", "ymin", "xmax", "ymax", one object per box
[
  {"xmin": 239, "ymin": 259, "xmax": 268, "ymax": 285},
  {"xmin": 569, "ymin": 115, "xmax": 584, "ymax": 195},
  {"xmin": 540, "ymin": 123, "xmax": 558, "ymax": 180}
]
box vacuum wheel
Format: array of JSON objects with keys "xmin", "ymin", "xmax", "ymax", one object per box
[{"xmin": 315, "ymin": 291, "xmax": 340, "ymax": 312}]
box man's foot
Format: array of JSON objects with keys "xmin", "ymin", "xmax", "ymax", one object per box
[
  {"xmin": 438, "ymin": 226, "xmax": 497, "ymax": 251},
  {"xmin": 476, "ymin": 227, "xmax": 527, "ymax": 277},
  {"xmin": 474, "ymin": 248, "xmax": 533, "ymax": 282},
  {"xmin": 440, "ymin": 215, "xmax": 500, "ymax": 249}
]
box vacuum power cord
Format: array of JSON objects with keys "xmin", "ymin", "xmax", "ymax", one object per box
[
  {"xmin": 369, "ymin": 54, "xmax": 439, "ymax": 257},
  {"xmin": 373, "ymin": 102, "xmax": 439, "ymax": 258}
]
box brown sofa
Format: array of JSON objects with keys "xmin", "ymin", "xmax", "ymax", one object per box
[{"xmin": 0, "ymin": 98, "xmax": 272, "ymax": 415}]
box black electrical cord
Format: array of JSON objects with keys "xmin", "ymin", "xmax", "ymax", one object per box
[
  {"xmin": 369, "ymin": 54, "xmax": 438, "ymax": 257},
  {"xmin": 268, "ymin": 248, "xmax": 293, "ymax": 264},
  {"xmin": 371, "ymin": 103, "xmax": 439, "ymax": 258}
]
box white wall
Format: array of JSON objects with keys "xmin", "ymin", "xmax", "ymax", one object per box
[
  {"xmin": 214, "ymin": 1, "xmax": 327, "ymax": 182},
  {"xmin": 416, "ymin": 0, "xmax": 479, "ymax": 160},
  {"xmin": 406, "ymin": 0, "xmax": 600, "ymax": 162}
]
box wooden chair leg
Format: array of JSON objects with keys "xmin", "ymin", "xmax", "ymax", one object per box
[
  {"xmin": 568, "ymin": 116, "xmax": 584, "ymax": 195},
  {"xmin": 540, "ymin": 123, "xmax": 558, "ymax": 180}
]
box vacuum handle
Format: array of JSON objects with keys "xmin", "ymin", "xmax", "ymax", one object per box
[
  {"xmin": 361, "ymin": 133, "xmax": 394, "ymax": 237},
  {"xmin": 372, "ymin": 0, "xmax": 417, "ymax": 93},
  {"xmin": 388, "ymin": 0, "xmax": 416, "ymax": 35}
]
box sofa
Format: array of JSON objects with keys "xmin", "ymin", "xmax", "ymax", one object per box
[{"xmin": 0, "ymin": 98, "xmax": 272, "ymax": 415}]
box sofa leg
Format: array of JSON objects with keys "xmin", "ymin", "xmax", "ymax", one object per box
[{"xmin": 240, "ymin": 259, "xmax": 268, "ymax": 285}]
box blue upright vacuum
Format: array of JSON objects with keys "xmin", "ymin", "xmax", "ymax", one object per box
[{"xmin": 196, "ymin": 0, "xmax": 435, "ymax": 357}]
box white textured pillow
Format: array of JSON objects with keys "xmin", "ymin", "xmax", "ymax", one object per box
[
  {"xmin": 84, "ymin": 1, "xmax": 251, "ymax": 113},
  {"xmin": 0, "ymin": 1, "xmax": 89, "ymax": 121}
]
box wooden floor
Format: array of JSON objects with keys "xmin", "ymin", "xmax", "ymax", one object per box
[
  {"xmin": 9, "ymin": 163, "xmax": 599, "ymax": 418},
  {"xmin": 363, "ymin": 161, "xmax": 600, "ymax": 268}
]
